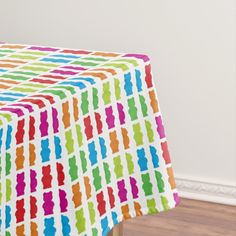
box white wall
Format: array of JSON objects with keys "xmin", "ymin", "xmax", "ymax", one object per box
[{"xmin": 0, "ymin": 0, "xmax": 235, "ymax": 198}]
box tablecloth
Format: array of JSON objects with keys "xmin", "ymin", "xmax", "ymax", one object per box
[{"xmin": 0, "ymin": 42, "xmax": 180, "ymax": 236}]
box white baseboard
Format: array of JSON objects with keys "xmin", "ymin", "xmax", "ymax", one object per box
[{"xmin": 175, "ymin": 177, "xmax": 236, "ymax": 206}]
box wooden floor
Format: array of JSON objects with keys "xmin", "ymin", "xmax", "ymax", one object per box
[{"xmin": 123, "ymin": 198, "xmax": 236, "ymax": 236}]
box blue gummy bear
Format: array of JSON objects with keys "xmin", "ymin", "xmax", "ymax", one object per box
[
  {"xmin": 44, "ymin": 217, "xmax": 56, "ymax": 236},
  {"xmin": 99, "ymin": 137, "xmax": 107, "ymax": 159},
  {"xmin": 6, "ymin": 125, "xmax": 12, "ymax": 150},
  {"xmin": 101, "ymin": 216, "xmax": 110, "ymax": 236},
  {"xmin": 111, "ymin": 212, "xmax": 118, "ymax": 225},
  {"xmin": 124, "ymin": 73, "xmax": 133, "ymax": 96},
  {"xmin": 61, "ymin": 215, "xmax": 71, "ymax": 236},
  {"xmin": 135, "ymin": 69, "xmax": 142, "ymax": 92},
  {"xmin": 54, "ymin": 136, "xmax": 62, "ymax": 159},
  {"xmin": 41, "ymin": 139, "xmax": 50, "ymax": 162},
  {"xmin": 88, "ymin": 141, "xmax": 97, "ymax": 165},
  {"xmin": 41, "ymin": 57, "xmax": 71, "ymax": 64},
  {"xmin": 137, "ymin": 148, "xmax": 148, "ymax": 171},
  {"xmin": 61, "ymin": 81, "xmax": 86, "ymax": 89},
  {"xmin": 5, "ymin": 205, "xmax": 11, "ymax": 228},
  {"xmin": 150, "ymin": 146, "xmax": 159, "ymax": 168}
]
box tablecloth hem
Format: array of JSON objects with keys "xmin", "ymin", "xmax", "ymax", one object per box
[{"xmin": 104, "ymin": 201, "xmax": 179, "ymax": 236}]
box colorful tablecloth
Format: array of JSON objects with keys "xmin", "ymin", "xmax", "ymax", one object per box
[{"xmin": 0, "ymin": 43, "xmax": 179, "ymax": 236}]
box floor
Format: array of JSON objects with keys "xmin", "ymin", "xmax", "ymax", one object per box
[{"xmin": 123, "ymin": 198, "xmax": 236, "ymax": 236}]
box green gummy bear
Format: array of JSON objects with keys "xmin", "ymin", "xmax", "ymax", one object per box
[
  {"xmin": 32, "ymin": 61, "xmax": 57, "ymax": 67},
  {"xmin": 92, "ymin": 228, "xmax": 98, "ymax": 236},
  {"xmin": 81, "ymin": 91, "xmax": 89, "ymax": 115},
  {"xmin": 11, "ymin": 54, "xmax": 38, "ymax": 60},
  {"xmin": 147, "ymin": 198, "xmax": 158, "ymax": 214},
  {"xmin": 155, "ymin": 171, "xmax": 165, "ymax": 193},
  {"xmin": 6, "ymin": 179, "xmax": 11, "ymax": 202},
  {"xmin": 69, "ymin": 156, "xmax": 78, "ymax": 181},
  {"xmin": 84, "ymin": 57, "xmax": 108, "ymax": 62},
  {"xmin": 72, "ymin": 60, "xmax": 99, "ymax": 67},
  {"xmin": 141, "ymin": 173, "xmax": 153, "ymax": 196},
  {"xmin": 145, "ymin": 120, "xmax": 154, "ymax": 142},
  {"xmin": 92, "ymin": 167, "xmax": 102, "ymax": 191},
  {"xmin": 76, "ymin": 124, "xmax": 83, "ymax": 147},
  {"xmin": 102, "ymin": 82, "xmax": 111, "ymax": 105},
  {"xmin": 54, "ymin": 85, "xmax": 76, "ymax": 95},
  {"xmin": 161, "ymin": 196, "xmax": 170, "ymax": 211},
  {"xmin": 14, "ymin": 70, "xmax": 38, "ymax": 76},
  {"xmin": 75, "ymin": 208, "xmax": 86, "ymax": 233},
  {"xmin": 114, "ymin": 79, "xmax": 121, "ymax": 100},
  {"xmin": 0, "ymin": 49, "xmax": 14, "ymax": 53},
  {"xmin": 42, "ymin": 89, "xmax": 66, "ymax": 99},
  {"xmin": 128, "ymin": 98, "xmax": 138, "ymax": 121},
  {"xmin": 22, "ymin": 66, "xmax": 47, "ymax": 72},
  {"xmin": 12, "ymin": 87, "xmax": 36, "ymax": 93},
  {"xmin": 139, "ymin": 95, "xmax": 148, "ymax": 117},
  {"xmin": 126, "ymin": 153, "xmax": 134, "ymax": 175},
  {"xmin": 22, "ymin": 50, "xmax": 47, "ymax": 56},
  {"xmin": 93, "ymin": 88, "xmax": 99, "ymax": 110},
  {"xmin": 133, "ymin": 123, "xmax": 143, "ymax": 146},
  {"xmin": 80, "ymin": 151, "xmax": 87, "ymax": 173},
  {"xmin": 65, "ymin": 130, "xmax": 74, "ymax": 154},
  {"xmin": 114, "ymin": 58, "xmax": 138, "ymax": 67},
  {"xmin": 6, "ymin": 153, "xmax": 11, "ymax": 176},
  {"xmin": 1, "ymin": 74, "xmax": 27, "ymax": 81},
  {"xmin": 103, "ymin": 163, "xmax": 111, "ymax": 184},
  {"xmin": 0, "ymin": 113, "xmax": 12, "ymax": 122},
  {"xmin": 113, "ymin": 155, "xmax": 123, "ymax": 179},
  {"xmin": 88, "ymin": 202, "xmax": 96, "ymax": 224},
  {"xmin": 104, "ymin": 63, "xmax": 128, "ymax": 71}
]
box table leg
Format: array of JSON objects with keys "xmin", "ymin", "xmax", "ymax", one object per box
[{"xmin": 108, "ymin": 222, "xmax": 123, "ymax": 236}]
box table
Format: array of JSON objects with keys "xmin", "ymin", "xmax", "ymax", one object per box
[{"xmin": 0, "ymin": 43, "xmax": 180, "ymax": 236}]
